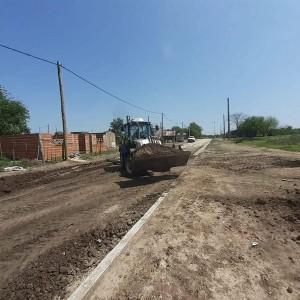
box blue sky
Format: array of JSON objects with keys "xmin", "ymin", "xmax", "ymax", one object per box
[{"xmin": 1, "ymin": 0, "xmax": 299, "ymax": 134}]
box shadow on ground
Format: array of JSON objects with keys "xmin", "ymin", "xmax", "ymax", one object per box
[
  {"xmin": 115, "ymin": 174, "xmax": 179, "ymax": 188},
  {"xmin": 104, "ymin": 165, "xmax": 121, "ymax": 173}
]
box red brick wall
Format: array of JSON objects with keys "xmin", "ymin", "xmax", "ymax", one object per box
[
  {"xmin": 91, "ymin": 134, "xmax": 107, "ymax": 153},
  {"xmin": 77, "ymin": 134, "xmax": 108, "ymax": 154},
  {"xmin": 0, "ymin": 132, "xmax": 112, "ymax": 161},
  {"xmin": 0, "ymin": 134, "xmax": 41, "ymax": 160},
  {"xmin": 43, "ymin": 134, "xmax": 79, "ymax": 161},
  {"xmin": 78, "ymin": 134, "xmax": 90, "ymax": 153}
]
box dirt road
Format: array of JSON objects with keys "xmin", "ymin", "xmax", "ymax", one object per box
[
  {"xmin": 0, "ymin": 148, "xmax": 193, "ymax": 300},
  {"xmin": 1, "ymin": 139, "xmax": 299, "ymax": 300},
  {"xmin": 79, "ymin": 140, "xmax": 300, "ymax": 300}
]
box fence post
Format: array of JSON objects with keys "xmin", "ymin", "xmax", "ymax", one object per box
[
  {"xmin": 39, "ymin": 134, "xmax": 45, "ymax": 162},
  {"xmin": 89, "ymin": 134, "xmax": 93, "ymax": 153},
  {"xmin": 12, "ymin": 138, "xmax": 15, "ymax": 161},
  {"xmin": 25, "ymin": 142, "xmax": 28, "ymax": 159}
]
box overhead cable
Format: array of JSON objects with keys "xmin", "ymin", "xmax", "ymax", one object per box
[
  {"xmin": 163, "ymin": 113, "xmax": 175, "ymax": 124},
  {"xmin": 0, "ymin": 43, "xmax": 162, "ymax": 115},
  {"xmin": 61, "ymin": 65, "xmax": 161, "ymax": 114},
  {"xmin": 0, "ymin": 44, "xmax": 56, "ymax": 65}
]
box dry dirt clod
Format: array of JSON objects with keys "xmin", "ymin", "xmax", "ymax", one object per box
[
  {"xmin": 59, "ymin": 266, "xmax": 68, "ymax": 274},
  {"xmin": 256, "ymin": 198, "xmax": 266, "ymax": 205},
  {"xmin": 2, "ymin": 187, "xmax": 12, "ymax": 193}
]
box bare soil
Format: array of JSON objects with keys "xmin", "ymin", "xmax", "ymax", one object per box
[
  {"xmin": 0, "ymin": 158, "xmax": 184, "ymax": 300},
  {"xmin": 1, "ymin": 140, "xmax": 300, "ymax": 300},
  {"xmin": 83, "ymin": 140, "xmax": 300, "ymax": 300}
]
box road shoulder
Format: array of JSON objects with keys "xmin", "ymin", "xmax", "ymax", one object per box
[{"xmin": 82, "ymin": 140, "xmax": 300, "ymax": 300}]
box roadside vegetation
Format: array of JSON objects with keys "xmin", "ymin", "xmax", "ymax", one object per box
[
  {"xmin": 0, "ymin": 148, "xmax": 119, "ymax": 172},
  {"xmin": 229, "ymin": 112, "xmax": 300, "ymax": 152},
  {"xmin": 0, "ymin": 156, "xmax": 37, "ymax": 172},
  {"xmin": 237, "ymin": 135, "xmax": 300, "ymax": 152},
  {"xmin": 79, "ymin": 148, "xmax": 119, "ymax": 160}
]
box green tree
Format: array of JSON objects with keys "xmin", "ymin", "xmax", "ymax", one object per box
[
  {"xmin": 238, "ymin": 116, "xmax": 279, "ymax": 137},
  {"xmin": 0, "ymin": 85, "xmax": 30, "ymax": 135},
  {"xmin": 189, "ymin": 122, "xmax": 202, "ymax": 138},
  {"xmin": 264, "ymin": 116, "xmax": 279, "ymax": 135},
  {"xmin": 171, "ymin": 126, "xmax": 182, "ymax": 134},
  {"xmin": 110, "ymin": 117, "xmax": 124, "ymax": 144}
]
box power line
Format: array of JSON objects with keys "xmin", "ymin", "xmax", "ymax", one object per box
[
  {"xmin": 0, "ymin": 43, "xmax": 164, "ymax": 116},
  {"xmin": 0, "ymin": 43, "xmax": 56, "ymax": 65},
  {"xmin": 61, "ymin": 65, "xmax": 161, "ymax": 115},
  {"xmin": 163, "ymin": 113, "xmax": 175, "ymax": 124}
]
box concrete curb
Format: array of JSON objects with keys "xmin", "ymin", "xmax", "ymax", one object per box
[
  {"xmin": 193, "ymin": 139, "xmax": 211, "ymax": 156},
  {"xmin": 67, "ymin": 192, "xmax": 169, "ymax": 300}
]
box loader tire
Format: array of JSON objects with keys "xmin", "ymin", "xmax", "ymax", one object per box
[{"xmin": 125, "ymin": 158, "xmax": 135, "ymax": 175}]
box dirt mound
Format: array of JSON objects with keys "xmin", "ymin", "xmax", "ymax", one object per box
[
  {"xmin": 134, "ymin": 144, "xmax": 185, "ymax": 158},
  {"xmin": 129, "ymin": 144, "xmax": 191, "ymax": 173}
]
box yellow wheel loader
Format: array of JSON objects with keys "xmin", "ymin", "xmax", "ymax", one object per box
[{"xmin": 119, "ymin": 117, "xmax": 190, "ymax": 175}]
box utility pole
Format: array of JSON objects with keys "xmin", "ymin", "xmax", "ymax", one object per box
[
  {"xmin": 227, "ymin": 98, "xmax": 231, "ymax": 140},
  {"xmin": 47, "ymin": 124, "xmax": 50, "ymax": 134},
  {"xmin": 161, "ymin": 113, "xmax": 164, "ymax": 144},
  {"xmin": 223, "ymin": 114, "xmax": 225, "ymax": 139},
  {"xmin": 57, "ymin": 61, "xmax": 68, "ymax": 161},
  {"xmin": 213, "ymin": 121, "xmax": 215, "ymax": 138}
]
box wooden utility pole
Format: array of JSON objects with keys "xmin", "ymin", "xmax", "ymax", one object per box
[
  {"xmin": 227, "ymin": 98, "xmax": 231, "ymax": 140},
  {"xmin": 223, "ymin": 114, "xmax": 225, "ymax": 139},
  {"xmin": 161, "ymin": 113, "xmax": 164, "ymax": 144},
  {"xmin": 57, "ymin": 61, "xmax": 68, "ymax": 161}
]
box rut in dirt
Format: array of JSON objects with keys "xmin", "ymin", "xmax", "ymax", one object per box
[
  {"xmin": 0, "ymin": 159, "xmax": 183, "ymax": 300},
  {"xmin": 0, "ymin": 192, "xmax": 163, "ymax": 300}
]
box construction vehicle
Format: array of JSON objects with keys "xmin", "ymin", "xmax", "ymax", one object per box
[{"xmin": 119, "ymin": 116, "xmax": 190, "ymax": 175}]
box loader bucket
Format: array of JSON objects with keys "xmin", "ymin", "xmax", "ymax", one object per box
[{"xmin": 127, "ymin": 144, "xmax": 191, "ymax": 175}]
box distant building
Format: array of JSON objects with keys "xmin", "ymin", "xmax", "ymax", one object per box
[
  {"xmin": 71, "ymin": 131, "xmax": 116, "ymax": 153},
  {"xmin": 162, "ymin": 130, "xmax": 176, "ymax": 142},
  {"xmin": 176, "ymin": 132, "xmax": 187, "ymax": 142}
]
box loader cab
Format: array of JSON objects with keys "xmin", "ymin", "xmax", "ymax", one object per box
[{"xmin": 124, "ymin": 119, "xmax": 153, "ymax": 140}]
